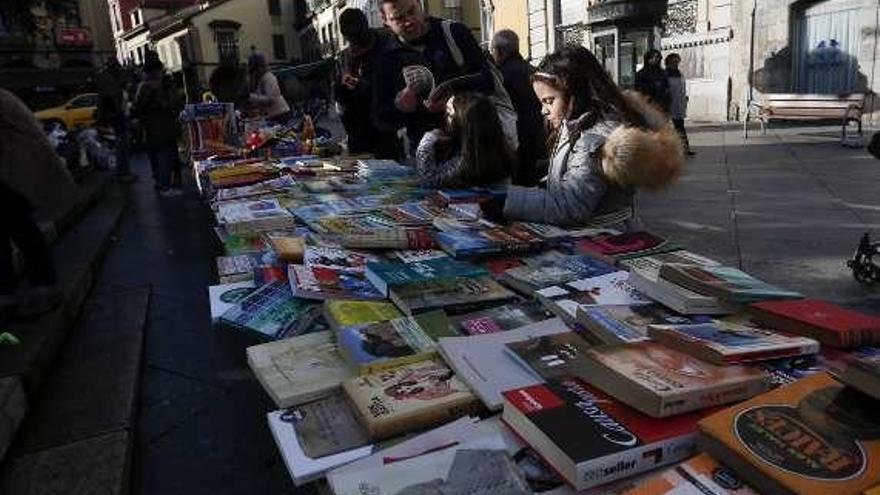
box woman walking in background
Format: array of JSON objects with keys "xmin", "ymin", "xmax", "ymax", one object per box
[
  {"xmin": 635, "ymin": 49, "xmax": 670, "ymax": 112},
  {"xmin": 666, "ymin": 53, "xmax": 695, "ymax": 156}
]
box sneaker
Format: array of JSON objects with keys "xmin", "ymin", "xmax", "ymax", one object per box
[
  {"xmin": 116, "ymin": 173, "xmax": 139, "ymax": 183},
  {"xmin": 159, "ymin": 188, "xmax": 183, "ymax": 197}
]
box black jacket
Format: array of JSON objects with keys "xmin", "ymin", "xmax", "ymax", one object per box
[
  {"xmin": 499, "ymin": 54, "xmax": 547, "ymax": 185},
  {"xmin": 635, "ymin": 67, "xmax": 670, "ymax": 112}
]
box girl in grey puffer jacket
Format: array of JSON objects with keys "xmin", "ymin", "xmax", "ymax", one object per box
[{"xmin": 503, "ymin": 46, "xmax": 684, "ymax": 228}]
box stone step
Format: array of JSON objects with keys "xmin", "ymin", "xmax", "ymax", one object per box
[
  {"xmin": 10, "ymin": 285, "xmax": 150, "ymax": 456},
  {"xmin": 0, "ymin": 189, "xmax": 125, "ymax": 398}
]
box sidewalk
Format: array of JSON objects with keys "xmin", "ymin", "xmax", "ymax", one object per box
[{"xmin": 639, "ymin": 124, "xmax": 880, "ymax": 312}]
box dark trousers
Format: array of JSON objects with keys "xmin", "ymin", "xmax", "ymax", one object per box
[
  {"xmin": 0, "ymin": 182, "xmax": 56, "ymax": 295},
  {"xmin": 147, "ymin": 143, "xmax": 178, "ymax": 190},
  {"xmin": 672, "ymin": 118, "xmax": 690, "ymax": 151},
  {"xmin": 113, "ymin": 120, "xmax": 132, "ymax": 176}
]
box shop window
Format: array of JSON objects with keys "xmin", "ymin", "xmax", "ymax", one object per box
[{"xmin": 216, "ymin": 30, "xmax": 240, "ymax": 64}]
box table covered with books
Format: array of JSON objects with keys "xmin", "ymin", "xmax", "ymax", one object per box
[{"xmin": 189, "ymin": 102, "xmax": 880, "ymax": 495}]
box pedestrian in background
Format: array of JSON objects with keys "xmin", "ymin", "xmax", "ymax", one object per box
[
  {"xmin": 635, "ymin": 49, "xmax": 670, "ymax": 113},
  {"xmin": 491, "ymin": 29, "xmax": 548, "ymax": 187},
  {"xmin": 334, "ymin": 8, "xmax": 401, "ymax": 159},
  {"xmin": 95, "ymin": 57, "xmax": 138, "ymax": 182},
  {"xmin": 0, "ymin": 89, "xmax": 77, "ymax": 317},
  {"xmin": 134, "ymin": 54, "xmax": 183, "ymax": 197},
  {"xmin": 248, "ymin": 53, "xmax": 291, "ymax": 124},
  {"xmin": 665, "ymin": 52, "xmax": 694, "ymax": 156}
]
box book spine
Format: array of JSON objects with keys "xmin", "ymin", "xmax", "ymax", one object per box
[
  {"xmin": 575, "ymin": 433, "xmax": 697, "ymax": 490},
  {"xmin": 660, "ymin": 378, "xmax": 768, "ymax": 417},
  {"xmin": 721, "ymin": 344, "xmax": 821, "ymax": 364}
]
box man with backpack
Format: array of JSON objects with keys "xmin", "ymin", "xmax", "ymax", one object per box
[{"xmin": 373, "ymin": 0, "xmax": 516, "ymax": 155}]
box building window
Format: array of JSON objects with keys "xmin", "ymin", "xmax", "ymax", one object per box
[
  {"xmin": 215, "ymin": 30, "xmax": 240, "ymax": 64},
  {"xmin": 272, "ymin": 34, "xmax": 286, "ymax": 60},
  {"xmin": 268, "ymin": 0, "xmax": 281, "ymax": 16}
]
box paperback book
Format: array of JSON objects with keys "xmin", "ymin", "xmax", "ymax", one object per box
[
  {"xmin": 388, "ymin": 275, "xmax": 517, "ymax": 316},
  {"xmin": 433, "ymin": 218, "xmax": 543, "ymax": 258},
  {"xmin": 748, "ymin": 298, "xmax": 880, "ymax": 348},
  {"xmin": 505, "ymin": 332, "xmax": 595, "ymax": 379},
  {"xmin": 575, "ymin": 231, "xmax": 679, "ymax": 260},
  {"xmin": 208, "ymin": 281, "xmax": 256, "ymax": 321},
  {"xmin": 501, "ymin": 377, "xmax": 711, "ymax": 490},
  {"xmin": 451, "ymin": 301, "xmax": 550, "ymax": 335},
  {"xmin": 576, "ymin": 303, "xmax": 711, "ymax": 345},
  {"xmin": 324, "ymin": 300, "xmax": 402, "ymax": 333},
  {"xmin": 659, "ymin": 263, "xmax": 802, "ymax": 304},
  {"xmin": 619, "ymin": 453, "xmax": 759, "ymax": 495},
  {"xmin": 365, "ymin": 257, "xmax": 487, "ymax": 296},
  {"xmin": 580, "ymin": 341, "xmax": 770, "ymax": 417},
  {"xmin": 342, "ymin": 359, "xmax": 481, "ymax": 439},
  {"xmin": 263, "ymin": 232, "xmax": 305, "ymax": 263},
  {"xmin": 535, "ymin": 271, "xmax": 651, "ymax": 323},
  {"xmin": 499, "ymin": 254, "xmax": 617, "ymax": 295},
  {"xmin": 246, "ymin": 330, "xmax": 357, "ymax": 407},
  {"xmin": 831, "ymin": 348, "xmax": 880, "ymax": 399},
  {"xmin": 219, "ymin": 281, "xmax": 323, "ymax": 339},
  {"xmin": 216, "ymin": 198, "xmax": 296, "ymax": 234},
  {"xmin": 303, "ymin": 245, "xmax": 381, "ymax": 274},
  {"xmin": 213, "ymin": 175, "xmax": 296, "ymax": 202},
  {"xmin": 628, "ymin": 267, "xmax": 729, "ymax": 315},
  {"xmin": 214, "ymin": 227, "xmax": 270, "ymax": 256},
  {"xmin": 648, "ymin": 320, "xmax": 820, "ymax": 365},
  {"xmin": 289, "ymin": 264, "xmax": 383, "ymax": 301},
  {"xmin": 698, "ymin": 372, "xmax": 880, "ymax": 495}
]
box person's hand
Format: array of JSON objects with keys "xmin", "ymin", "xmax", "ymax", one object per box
[{"xmin": 394, "ymin": 86, "xmax": 418, "ymax": 113}]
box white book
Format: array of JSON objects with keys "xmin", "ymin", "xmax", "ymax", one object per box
[
  {"xmin": 267, "ymin": 409, "xmax": 373, "ymax": 486},
  {"xmin": 536, "ymin": 271, "xmax": 651, "ymax": 322},
  {"xmin": 437, "ymin": 318, "xmax": 569, "ymax": 411},
  {"xmin": 207, "ymin": 281, "xmax": 256, "ymax": 321},
  {"xmin": 628, "ymin": 267, "xmax": 729, "ymax": 315},
  {"xmin": 217, "ymin": 198, "xmax": 296, "ymax": 233}
]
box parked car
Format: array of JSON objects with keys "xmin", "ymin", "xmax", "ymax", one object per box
[{"xmin": 34, "ymin": 93, "xmax": 99, "ymax": 130}]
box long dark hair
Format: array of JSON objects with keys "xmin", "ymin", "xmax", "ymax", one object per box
[
  {"xmin": 532, "ymin": 46, "xmax": 648, "ymax": 135},
  {"xmin": 436, "ymin": 92, "xmax": 513, "ymax": 186}
]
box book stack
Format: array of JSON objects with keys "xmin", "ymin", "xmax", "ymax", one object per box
[{"xmin": 216, "ymin": 198, "xmax": 296, "ymax": 233}]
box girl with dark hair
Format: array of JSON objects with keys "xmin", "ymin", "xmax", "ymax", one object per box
[
  {"xmin": 415, "ymin": 91, "xmax": 514, "ymax": 188},
  {"xmin": 635, "ymin": 48, "xmax": 670, "ymax": 112},
  {"xmin": 502, "ymin": 46, "xmax": 684, "ymax": 228}
]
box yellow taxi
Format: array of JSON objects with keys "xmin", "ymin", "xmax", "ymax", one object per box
[{"xmin": 34, "ymin": 93, "xmax": 99, "ymax": 130}]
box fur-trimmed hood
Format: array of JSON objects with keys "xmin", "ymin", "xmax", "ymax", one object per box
[{"xmin": 599, "ymin": 90, "xmax": 684, "ymax": 190}]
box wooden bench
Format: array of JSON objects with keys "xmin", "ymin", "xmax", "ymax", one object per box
[{"xmin": 743, "ymin": 93, "xmax": 865, "ymax": 143}]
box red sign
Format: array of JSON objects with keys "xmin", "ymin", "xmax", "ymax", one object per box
[{"xmin": 57, "ymin": 27, "xmax": 92, "ymax": 46}]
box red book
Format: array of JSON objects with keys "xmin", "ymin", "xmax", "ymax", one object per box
[
  {"xmin": 749, "ymin": 298, "xmax": 880, "ymax": 348},
  {"xmin": 575, "ymin": 231, "xmax": 677, "ymax": 261}
]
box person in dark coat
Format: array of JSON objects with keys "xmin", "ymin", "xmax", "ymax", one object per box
[
  {"xmin": 133, "ymin": 55, "xmax": 182, "ymax": 196},
  {"xmin": 334, "ymin": 8, "xmax": 401, "ymax": 159},
  {"xmin": 635, "ymin": 49, "xmax": 670, "ymax": 112},
  {"xmin": 491, "ymin": 29, "xmax": 548, "ymax": 186}
]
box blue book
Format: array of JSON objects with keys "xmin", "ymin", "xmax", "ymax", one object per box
[
  {"xmin": 365, "ymin": 258, "xmax": 488, "ymax": 296},
  {"xmin": 500, "ymin": 254, "xmax": 617, "ymax": 294}
]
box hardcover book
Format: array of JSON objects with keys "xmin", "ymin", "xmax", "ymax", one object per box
[
  {"xmin": 289, "ymin": 264, "xmax": 383, "ymax": 301},
  {"xmin": 499, "ymin": 254, "xmax": 617, "ymax": 295},
  {"xmin": 389, "ymin": 275, "xmax": 517, "ymax": 316},
  {"xmin": 324, "ymin": 300, "xmax": 402, "ymax": 333},
  {"xmin": 342, "ymin": 359, "xmax": 481, "ymax": 439},
  {"xmin": 748, "ymin": 298, "xmax": 880, "ymax": 348},
  {"xmin": 365, "ymin": 257, "xmax": 487, "ymax": 296},
  {"xmin": 246, "ymin": 330, "xmax": 357, "ymax": 407},
  {"xmin": 535, "ymin": 271, "xmax": 651, "ymax": 323},
  {"xmin": 501, "ymin": 377, "xmax": 711, "ymax": 490},
  {"xmin": 337, "ymin": 311, "xmax": 455, "ymax": 374},
  {"xmin": 451, "ymin": 301, "xmax": 550, "ymax": 335},
  {"xmin": 575, "ymin": 231, "xmax": 679, "ymax": 260},
  {"xmin": 581, "ymin": 342, "xmax": 771, "ymax": 417},
  {"xmin": 659, "ymin": 264, "xmax": 802, "ymax": 304},
  {"xmin": 505, "ymin": 332, "xmax": 595, "ymax": 379},
  {"xmin": 576, "ymin": 303, "xmax": 711, "ymax": 345},
  {"xmin": 698, "ymin": 372, "xmax": 880, "ymax": 495},
  {"xmin": 219, "ymin": 281, "xmax": 323, "ymax": 339},
  {"xmin": 648, "ymin": 320, "xmax": 820, "ymax": 365},
  {"xmin": 208, "ymin": 281, "xmax": 256, "ymax": 321},
  {"xmin": 620, "ymin": 453, "xmax": 760, "ymax": 495}
]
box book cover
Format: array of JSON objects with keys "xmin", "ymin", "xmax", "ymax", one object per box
[
  {"xmin": 389, "ymin": 276, "xmax": 517, "ymax": 316},
  {"xmin": 219, "ymin": 281, "xmax": 322, "ymax": 339},
  {"xmin": 214, "ymin": 227, "xmax": 269, "ymax": 255},
  {"xmin": 337, "ymin": 316, "xmax": 437, "ymax": 374},
  {"xmin": 628, "ymin": 267, "xmax": 729, "ymax": 315},
  {"xmin": 576, "ymin": 303, "xmax": 710, "ymax": 345},
  {"xmin": 438, "ymin": 319, "xmax": 569, "ymax": 411},
  {"xmin": 451, "ymin": 302, "xmax": 550, "ymax": 335},
  {"xmin": 289, "ymin": 265, "xmax": 383, "ymax": 301},
  {"xmin": 391, "ymin": 249, "xmax": 448, "ymax": 263},
  {"xmin": 575, "ymin": 231, "xmax": 677, "ymax": 259},
  {"xmin": 620, "ymin": 453, "xmax": 760, "ymax": 494},
  {"xmin": 501, "ymin": 377, "xmax": 710, "ymax": 490},
  {"xmin": 304, "ymin": 245, "xmax": 380, "ymax": 274},
  {"xmin": 267, "ymin": 407, "xmax": 373, "ymax": 486},
  {"xmin": 648, "ymin": 321, "xmax": 820, "ymax": 365},
  {"xmin": 582, "ymin": 342, "xmax": 771, "ymax": 417},
  {"xmin": 698, "ymin": 372, "xmax": 880, "ymax": 495},
  {"xmin": 284, "ymin": 392, "xmax": 371, "ymax": 459},
  {"xmin": 659, "ymin": 264, "xmax": 802, "ymax": 304},
  {"xmin": 621, "ymin": 250, "xmax": 720, "ymax": 277},
  {"xmin": 264, "ymin": 232, "xmax": 304, "ymax": 263},
  {"xmin": 501, "ymin": 254, "xmax": 617, "ymax": 294},
  {"xmin": 505, "ymin": 332, "xmax": 594, "ymax": 380},
  {"xmin": 217, "ymin": 198, "xmax": 296, "ymax": 233},
  {"xmin": 208, "ymin": 281, "xmax": 256, "ymax": 321},
  {"xmin": 246, "ymin": 330, "xmax": 357, "ymax": 407},
  {"xmin": 536, "ymin": 271, "xmax": 651, "ymax": 323},
  {"xmin": 342, "ymin": 359, "xmax": 481, "ymax": 439},
  {"xmin": 324, "ymin": 300, "xmax": 402, "ymax": 332},
  {"xmin": 749, "ymin": 298, "xmax": 880, "ymax": 348},
  {"xmin": 365, "ymin": 258, "xmax": 487, "ymax": 296},
  {"xmin": 831, "ymin": 348, "xmax": 880, "ymax": 399}
]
